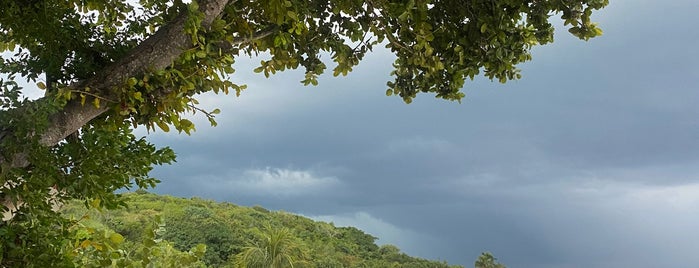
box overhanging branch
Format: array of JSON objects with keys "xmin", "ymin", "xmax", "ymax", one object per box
[{"xmin": 1, "ymin": 0, "xmax": 234, "ymax": 168}]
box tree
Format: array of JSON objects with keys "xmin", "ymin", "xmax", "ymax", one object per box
[
  {"xmin": 474, "ymin": 252, "xmax": 506, "ymax": 268},
  {"xmin": 0, "ymin": 0, "xmax": 606, "ymax": 265},
  {"xmin": 161, "ymin": 206, "xmax": 238, "ymax": 266},
  {"xmin": 233, "ymin": 225, "xmax": 308, "ymax": 268}
]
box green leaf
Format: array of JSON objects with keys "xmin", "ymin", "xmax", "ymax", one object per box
[
  {"xmin": 134, "ymin": 92, "xmax": 144, "ymax": 102},
  {"xmin": 90, "ymin": 198, "xmax": 101, "ymax": 209},
  {"xmin": 274, "ymin": 35, "xmax": 283, "ymax": 47},
  {"xmin": 109, "ymin": 233, "xmax": 124, "ymax": 245},
  {"xmin": 179, "ymin": 119, "xmax": 195, "ymax": 135},
  {"xmin": 287, "ymin": 11, "xmax": 297, "ymax": 20},
  {"xmin": 127, "ymin": 77, "xmax": 138, "ymax": 88},
  {"xmin": 80, "ymin": 240, "xmax": 92, "ymax": 249},
  {"xmin": 156, "ymin": 121, "xmax": 170, "ymax": 132}
]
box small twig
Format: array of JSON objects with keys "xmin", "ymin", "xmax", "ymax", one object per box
[
  {"xmin": 214, "ymin": 26, "xmax": 279, "ymax": 53},
  {"xmin": 71, "ymin": 90, "xmax": 118, "ymax": 103},
  {"xmin": 231, "ymin": 27, "xmax": 277, "ymax": 44},
  {"xmin": 383, "ymin": 29, "xmax": 415, "ymax": 54},
  {"xmin": 351, "ymin": 31, "xmax": 371, "ymax": 52},
  {"xmin": 187, "ymin": 104, "xmax": 214, "ymax": 118},
  {"xmin": 364, "ymin": 0, "xmax": 415, "ymax": 55}
]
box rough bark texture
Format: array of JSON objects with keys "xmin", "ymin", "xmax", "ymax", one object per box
[{"xmin": 1, "ymin": 0, "xmax": 233, "ymax": 168}]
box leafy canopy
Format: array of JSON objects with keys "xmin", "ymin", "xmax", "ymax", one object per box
[{"xmin": 0, "ymin": 0, "xmax": 606, "ymax": 266}]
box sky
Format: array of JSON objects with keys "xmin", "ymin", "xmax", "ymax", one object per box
[{"xmin": 132, "ymin": 0, "xmax": 699, "ymax": 267}]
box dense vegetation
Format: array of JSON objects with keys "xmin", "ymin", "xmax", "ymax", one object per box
[{"xmin": 62, "ymin": 191, "xmax": 480, "ymax": 267}]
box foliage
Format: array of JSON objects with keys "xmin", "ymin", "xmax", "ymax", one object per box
[
  {"xmin": 233, "ymin": 225, "xmax": 309, "ymax": 268},
  {"xmin": 0, "ymin": 209, "xmax": 74, "ymax": 267},
  {"xmin": 0, "ymin": 0, "xmax": 605, "ymax": 266},
  {"xmin": 474, "ymin": 252, "xmax": 506, "ymax": 268},
  {"xmin": 162, "ymin": 205, "xmax": 239, "ymax": 265},
  {"xmin": 62, "ymin": 192, "xmax": 467, "ymax": 268},
  {"xmin": 70, "ymin": 215, "xmax": 207, "ymax": 268}
]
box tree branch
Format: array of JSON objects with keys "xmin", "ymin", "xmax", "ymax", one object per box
[
  {"xmin": 2, "ymin": 0, "xmax": 234, "ymax": 168},
  {"xmin": 215, "ymin": 26, "xmax": 279, "ymax": 53}
]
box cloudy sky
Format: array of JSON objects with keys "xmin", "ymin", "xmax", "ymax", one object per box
[{"xmin": 141, "ymin": 0, "xmax": 699, "ymax": 267}]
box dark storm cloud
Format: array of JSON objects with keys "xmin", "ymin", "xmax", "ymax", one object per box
[{"xmin": 146, "ymin": 0, "xmax": 699, "ymax": 267}]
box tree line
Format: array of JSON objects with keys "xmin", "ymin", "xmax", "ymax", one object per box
[{"xmin": 60, "ymin": 191, "xmax": 505, "ymax": 268}]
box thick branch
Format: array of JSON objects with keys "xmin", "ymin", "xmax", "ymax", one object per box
[
  {"xmin": 2, "ymin": 0, "xmax": 233, "ymax": 168},
  {"xmin": 40, "ymin": 0, "xmax": 232, "ymax": 146}
]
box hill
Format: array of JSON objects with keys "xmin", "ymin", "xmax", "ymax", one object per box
[{"xmin": 61, "ymin": 191, "xmax": 466, "ymax": 267}]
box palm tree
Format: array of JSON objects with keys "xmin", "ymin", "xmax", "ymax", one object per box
[{"xmin": 234, "ymin": 225, "xmax": 308, "ymax": 268}]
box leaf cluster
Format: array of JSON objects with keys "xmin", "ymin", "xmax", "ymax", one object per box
[
  {"xmin": 0, "ymin": 0, "xmax": 608, "ymax": 134},
  {"xmin": 0, "ymin": 97, "xmax": 175, "ymax": 266},
  {"xmin": 69, "ymin": 214, "xmax": 207, "ymax": 268}
]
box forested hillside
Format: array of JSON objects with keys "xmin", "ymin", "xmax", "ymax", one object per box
[{"xmin": 61, "ymin": 192, "xmax": 476, "ymax": 267}]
